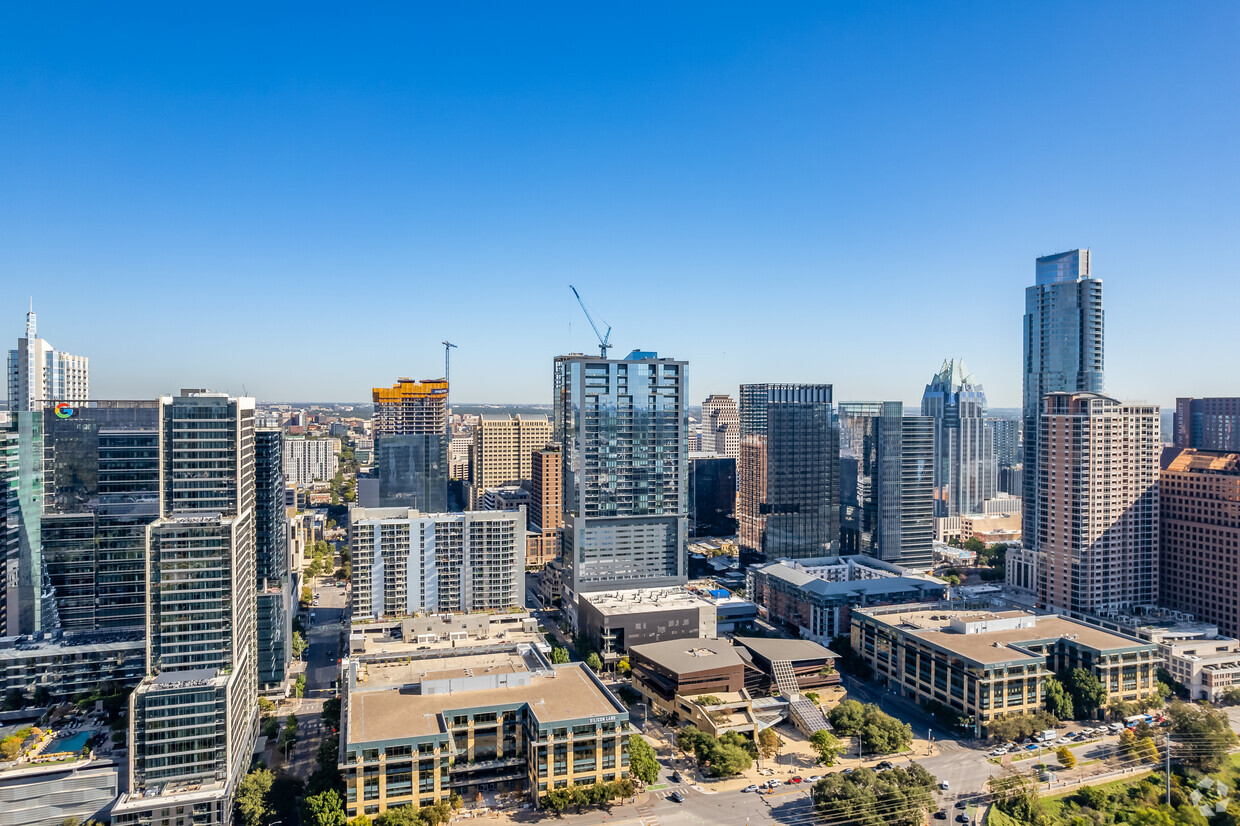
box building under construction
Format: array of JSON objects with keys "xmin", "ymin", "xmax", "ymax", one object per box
[{"xmin": 368, "ymin": 378, "xmax": 450, "ymax": 512}]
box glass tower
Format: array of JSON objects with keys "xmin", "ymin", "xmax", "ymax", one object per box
[
  {"xmin": 255, "ymin": 428, "xmax": 292, "ymax": 689},
  {"xmin": 1022, "ymin": 250, "xmax": 1104, "ymax": 551},
  {"xmin": 920, "ymin": 359, "xmax": 995, "ymax": 517},
  {"xmin": 554, "ymin": 351, "xmax": 687, "ymax": 597}
]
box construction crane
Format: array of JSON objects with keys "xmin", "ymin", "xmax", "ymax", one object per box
[
  {"xmin": 569, "ymin": 285, "xmax": 612, "ymax": 358},
  {"xmin": 442, "ymin": 341, "xmax": 458, "ymax": 383}
]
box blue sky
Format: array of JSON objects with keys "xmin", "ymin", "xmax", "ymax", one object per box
[{"xmin": 3, "ymin": 3, "xmax": 1237, "ymax": 407}]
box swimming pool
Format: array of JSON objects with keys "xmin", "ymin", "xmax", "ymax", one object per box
[{"xmin": 51, "ymin": 731, "xmax": 90, "ymax": 754}]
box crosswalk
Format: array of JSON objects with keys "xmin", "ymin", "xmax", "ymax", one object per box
[{"xmin": 635, "ymin": 803, "xmax": 661, "ymax": 826}]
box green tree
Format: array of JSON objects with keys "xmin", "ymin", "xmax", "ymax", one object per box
[
  {"xmin": 262, "ymin": 716, "xmax": 280, "ymax": 739},
  {"xmin": 962, "ymin": 536, "xmax": 986, "ymax": 553},
  {"xmin": 706, "ymin": 743, "xmax": 752, "ymax": 776},
  {"xmin": 859, "ymin": 714, "xmax": 912, "ymax": 755},
  {"xmin": 1064, "ymin": 668, "xmax": 1107, "ymax": 717},
  {"xmin": 1220, "ymin": 686, "xmax": 1240, "ymax": 707},
  {"xmin": 617, "ymin": 657, "xmax": 631, "ymax": 676},
  {"xmin": 33, "ymin": 686, "xmax": 52, "ymax": 706},
  {"xmin": 235, "ymin": 768, "xmax": 273, "ymax": 826},
  {"xmin": 627, "ymin": 733, "xmax": 660, "ymax": 784},
  {"xmin": 543, "ymin": 789, "xmax": 571, "ymax": 814},
  {"xmin": 1055, "ymin": 745, "xmax": 1076, "ymax": 769},
  {"xmin": 1166, "ymin": 700, "xmax": 1237, "ymax": 773},
  {"xmin": 985, "ymin": 710, "xmax": 1059, "ymax": 741},
  {"xmin": 295, "ymin": 674, "xmax": 307, "ymax": 698},
  {"xmin": 942, "ymin": 574, "xmax": 961, "ymax": 587},
  {"xmin": 986, "ymin": 770, "xmax": 1051, "ymax": 826},
  {"xmin": 348, "ymin": 817, "xmax": 372, "ymax": 826},
  {"xmin": 809, "ymin": 729, "xmax": 843, "ymax": 766},
  {"xmin": 375, "ymin": 805, "xmax": 420, "ymax": 826},
  {"xmin": 258, "ymin": 696, "xmax": 275, "ymax": 714},
  {"xmin": 292, "ymin": 632, "xmax": 308, "ymax": 660},
  {"xmin": 551, "ymin": 647, "xmax": 570, "ymax": 664},
  {"xmin": 1043, "ymin": 675, "xmax": 1074, "ymax": 720},
  {"xmin": 269, "ymin": 773, "xmax": 305, "ymax": 825},
  {"xmin": 302, "ymin": 790, "xmax": 347, "ymax": 826},
  {"xmin": 758, "ymin": 727, "xmax": 781, "ymax": 760},
  {"xmin": 321, "ymin": 696, "xmax": 342, "ymax": 730},
  {"xmin": 827, "ymin": 699, "xmax": 867, "ymax": 736},
  {"xmin": 811, "ymin": 765, "xmax": 936, "ymax": 826},
  {"xmin": 586, "ymin": 652, "xmax": 603, "ymax": 672}
]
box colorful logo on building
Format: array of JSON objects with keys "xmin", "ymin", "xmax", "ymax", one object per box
[{"xmin": 54, "ymin": 402, "xmax": 74, "ymax": 418}]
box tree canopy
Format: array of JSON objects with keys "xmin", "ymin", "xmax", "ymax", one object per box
[
  {"xmin": 811, "ymin": 765, "xmax": 936, "ymax": 826},
  {"xmin": 627, "ymin": 733, "xmax": 660, "ymax": 785}
]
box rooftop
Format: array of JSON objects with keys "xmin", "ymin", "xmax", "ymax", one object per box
[
  {"xmin": 732, "ymin": 636, "xmax": 837, "ymax": 664},
  {"xmin": 581, "ymin": 586, "xmax": 714, "ymax": 616},
  {"xmin": 1164, "ymin": 448, "xmax": 1240, "ymax": 476},
  {"xmin": 348, "ymin": 662, "xmax": 622, "ymax": 744},
  {"xmin": 628, "ymin": 637, "xmax": 743, "ymax": 674}
]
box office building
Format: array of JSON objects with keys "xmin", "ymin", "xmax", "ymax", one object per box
[
  {"xmin": 0, "ymin": 635, "xmax": 145, "ymax": 700},
  {"xmin": 1158, "ymin": 448, "xmax": 1240, "ymax": 638},
  {"xmin": 7, "ymin": 305, "xmax": 89, "ymax": 413},
  {"xmin": 554, "ymin": 351, "xmax": 688, "ymax": 599},
  {"xmin": 1174, "ymin": 398, "xmax": 1240, "ymax": 451},
  {"xmin": 853, "ymin": 604, "xmax": 1157, "ymax": 732},
  {"xmin": 689, "ymin": 455, "xmax": 736, "ymax": 537},
  {"xmin": 339, "ymin": 644, "xmax": 629, "ymax": 818},
  {"xmin": 2, "ymin": 409, "xmax": 46, "ymax": 636},
  {"xmin": 256, "ymin": 429, "xmax": 293, "ymax": 690},
  {"xmin": 449, "ymin": 434, "xmax": 472, "ymax": 481},
  {"xmin": 0, "ymin": 758, "xmax": 119, "ymax": 826},
  {"xmin": 114, "ymin": 391, "xmax": 258, "ymax": 826},
  {"xmin": 1158, "ymin": 633, "xmax": 1240, "ymax": 703},
  {"xmin": 349, "ymin": 507, "xmax": 525, "ymax": 619},
  {"xmin": 576, "ymin": 586, "xmax": 717, "ymax": 663},
  {"xmin": 701, "ymin": 394, "xmax": 740, "ymax": 460},
  {"xmin": 921, "ymin": 359, "xmax": 995, "ymax": 517},
  {"xmin": 837, "ymin": 402, "xmax": 934, "ymax": 569},
  {"xmin": 40, "ymin": 400, "xmax": 161, "ymax": 634},
  {"xmin": 737, "ymin": 384, "xmax": 839, "ymax": 560},
  {"xmin": 989, "ymin": 417, "xmax": 1021, "ymax": 469},
  {"xmin": 1037, "ymin": 392, "xmax": 1159, "ymax": 618},
  {"xmin": 370, "ymin": 378, "xmax": 449, "ymax": 512},
  {"xmin": 527, "ymin": 446, "xmax": 563, "ymax": 570},
  {"xmin": 470, "ymin": 414, "xmax": 553, "ymax": 509},
  {"xmin": 282, "ymin": 435, "xmax": 340, "ymax": 486},
  {"xmin": 1022, "ymin": 249, "xmax": 1104, "ymax": 551}
]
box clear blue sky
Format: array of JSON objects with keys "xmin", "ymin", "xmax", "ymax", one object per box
[{"xmin": 3, "ymin": 3, "xmax": 1237, "ymax": 407}]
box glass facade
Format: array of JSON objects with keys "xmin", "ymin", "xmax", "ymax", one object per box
[
  {"xmin": 920, "ymin": 360, "xmax": 995, "ymax": 517},
  {"xmin": 1022, "ymin": 250, "xmax": 1104, "ymax": 551},
  {"xmin": 255, "ymin": 429, "xmax": 291, "ymax": 688},
  {"xmin": 375, "ymin": 433, "xmax": 448, "ymax": 512},
  {"xmin": 554, "ymin": 352, "xmax": 687, "ymax": 593},
  {"xmin": 689, "ymin": 456, "xmax": 736, "ymax": 537}
]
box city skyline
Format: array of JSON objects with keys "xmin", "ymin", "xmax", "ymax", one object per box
[{"xmin": 3, "ymin": 5, "xmax": 1238, "ymax": 407}]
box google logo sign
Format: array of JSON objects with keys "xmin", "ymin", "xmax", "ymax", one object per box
[{"xmin": 54, "ymin": 402, "xmax": 74, "ymax": 419}]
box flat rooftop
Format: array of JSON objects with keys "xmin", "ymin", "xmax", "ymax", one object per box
[
  {"xmin": 733, "ymin": 636, "xmax": 837, "ymax": 664},
  {"xmin": 581, "ymin": 586, "xmax": 713, "ymax": 616},
  {"xmin": 360, "ymin": 651, "xmax": 531, "ymax": 689},
  {"xmin": 348, "ymin": 663, "xmax": 621, "ymax": 744},
  {"xmin": 628, "ymin": 637, "xmax": 743, "ymax": 674},
  {"xmin": 857, "ymin": 606, "xmax": 1154, "ymax": 667}
]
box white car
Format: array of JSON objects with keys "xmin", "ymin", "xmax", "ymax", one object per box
[
  {"xmin": 769, "ymin": 779, "xmax": 784, "ymax": 787},
  {"xmin": 1056, "ymin": 738, "xmax": 1072, "ymax": 745},
  {"xmin": 807, "ymin": 775, "xmax": 822, "ymax": 782},
  {"xmin": 989, "ymin": 748, "xmax": 1007, "ymax": 756},
  {"xmin": 743, "ymin": 785, "xmax": 760, "ymax": 793}
]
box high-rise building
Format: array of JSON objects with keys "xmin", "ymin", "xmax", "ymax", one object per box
[
  {"xmin": 921, "ymin": 359, "xmax": 995, "ymax": 517},
  {"xmin": 1022, "ymin": 249, "xmax": 1104, "ymax": 551},
  {"xmin": 1037, "ymin": 392, "xmax": 1158, "ymax": 618},
  {"xmin": 370, "ymin": 378, "xmax": 449, "ymax": 512},
  {"xmin": 554, "ymin": 351, "xmax": 687, "ymax": 599},
  {"xmin": 701, "ymin": 394, "xmax": 740, "ymax": 460},
  {"xmin": 837, "ymin": 402, "xmax": 934, "ymax": 568},
  {"xmin": 736, "ymin": 384, "xmax": 838, "ymax": 560},
  {"xmin": 282, "ymin": 435, "xmax": 340, "ymax": 486},
  {"xmin": 7, "ymin": 305, "xmax": 89, "ymax": 413},
  {"xmin": 689, "ymin": 455, "xmax": 737, "ymax": 537},
  {"xmin": 255, "ymin": 428, "xmax": 292, "ymax": 691},
  {"xmin": 1, "ymin": 409, "xmax": 46, "ymax": 636},
  {"xmin": 1158, "ymin": 448, "xmax": 1240, "ymax": 637},
  {"xmin": 469, "ymin": 414, "xmax": 553, "ymax": 508},
  {"xmin": 114, "ymin": 391, "xmax": 257, "ymax": 826},
  {"xmin": 1174, "ymin": 398, "xmax": 1240, "ymax": 452},
  {"xmin": 527, "ymin": 445, "xmax": 563, "ymax": 569},
  {"xmin": 41, "ymin": 400, "xmax": 160, "ymax": 633},
  {"xmin": 989, "ymin": 417, "xmax": 1022, "ymax": 469},
  {"xmin": 349, "ymin": 507, "xmax": 525, "ymax": 619}
]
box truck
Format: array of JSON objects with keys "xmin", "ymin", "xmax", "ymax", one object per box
[{"xmin": 1036, "ymin": 729, "xmax": 1057, "ymax": 743}]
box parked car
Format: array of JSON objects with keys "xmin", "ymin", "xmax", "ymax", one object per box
[
  {"xmin": 842, "ymin": 768, "xmax": 854, "ymax": 774},
  {"xmin": 743, "ymin": 785, "xmax": 760, "ymax": 793},
  {"xmin": 807, "ymin": 775, "xmax": 822, "ymax": 782},
  {"xmin": 670, "ymin": 771, "xmax": 682, "ymax": 783},
  {"xmin": 955, "ymin": 801, "xmax": 969, "ymax": 809},
  {"xmin": 939, "ymin": 780, "xmax": 950, "ymax": 790},
  {"xmin": 934, "ymin": 812, "xmax": 947, "ymax": 820},
  {"xmin": 1025, "ymin": 744, "xmax": 1039, "ymax": 751},
  {"xmin": 790, "ymin": 776, "xmax": 803, "ymax": 784},
  {"xmin": 956, "ymin": 815, "xmax": 970, "ymax": 824},
  {"xmin": 876, "ymin": 761, "xmax": 895, "ymax": 770},
  {"xmin": 769, "ymin": 778, "xmax": 784, "ymax": 787}
]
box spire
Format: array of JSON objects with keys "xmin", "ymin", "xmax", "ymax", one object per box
[{"xmin": 25, "ymin": 298, "xmax": 36, "ymax": 339}]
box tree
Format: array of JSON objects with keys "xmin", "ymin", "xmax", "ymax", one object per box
[
  {"xmin": 706, "ymin": 743, "xmax": 752, "ymax": 776},
  {"xmin": 551, "ymin": 647, "xmax": 570, "ymax": 664},
  {"xmin": 987, "ymin": 769, "xmax": 1051, "ymax": 826},
  {"xmin": 375, "ymin": 805, "xmax": 420, "ymax": 826},
  {"xmin": 1044, "ymin": 675, "xmax": 1074, "ymax": 720},
  {"xmin": 811, "ymin": 765, "xmax": 936, "ymax": 826},
  {"xmin": 859, "ymin": 714, "xmax": 912, "ymax": 755},
  {"xmin": 269, "ymin": 773, "xmax": 305, "ymax": 825},
  {"xmin": 235, "ymin": 768, "xmax": 274, "ymax": 826},
  {"xmin": 1064, "ymin": 668, "xmax": 1107, "ymax": 718},
  {"xmin": 985, "ymin": 710, "xmax": 1059, "ymax": 741},
  {"xmin": 828, "ymin": 699, "xmax": 867, "ymax": 736},
  {"xmin": 302, "ymin": 790, "xmax": 347, "ymax": 826},
  {"xmin": 262, "ymin": 716, "xmax": 280, "ymax": 739},
  {"xmin": 1220, "ymin": 686, "xmax": 1240, "ymax": 707},
  {"xmin": 301, "ymin": 587, "xmax": 313, "ymax": 606},
  {"xmin": 963, "ymin": 536, "xmax": 986, "ymax": 553},
  {"xmin": 809, "ymin": 729, "xmax": 843, "ymax": 766},
  {"xmin": 1166, "ymin": 700, "xmax": 1237, "ymax": 773},
  {"xmin": 321, "ymin": 696, "xmax": 342, "ymax": 730},
  {"xmin": 586, "ymin": 652, "xmax": 603, "ymax": 672},
  {"xmin": 3, "ymin": 689, "xmax": 24, "ymax": 710},
  {"xmin": 627, "ymin": 733, "xmax": 660, "ymax": 784},
  {"xmin": 942, "ymin": 574, "xmax": 961, "ymax": 587},
  {"xmin": 295, "ymin": 674, "xmax": 307, "ymax": 698},
  {"xmin": 617, "ymin": 657, "xmax": 631, "ymax": 676},
  {"xmin": 1118, "ymin": 729, "xmax": 1160, "ymax": 764},
  {"xmin": 758, "ymin": 727, "xmax": 781, "ymax": 760},
  {"xmin": 348, "ymin": 817, "xmax": 372, "ymax": 826},
  {"xmin": 1055, "ymin": 745, "xmax": 1076, "ymax": 769},
  {"xmin": 258, "ymin": 696, "xmax": 275, "ymax": 714},
  {"xmin": 0, "ymin": 738, "xmax": 21, "ymax": 761},
  {"xmin": 292, "ymin": 632, "xmax": 308, "ymax": 660}
]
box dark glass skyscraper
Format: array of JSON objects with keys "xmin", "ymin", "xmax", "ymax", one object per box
[
  {"xmin": 370, "ymin": 378, "xmax": 449, "ymax": 512},
  {"xmin": 255, "ymin": 428, "xmax": 292, "ymax": 689},
  {"xmin": 737, "ymin": 384, "xmax": 838, "ymax": 560},
  {"xmin": 1022, "ymin": 249, "xmax": 1104, "ymax": 550},
  {"xmin": 689, "ymin": 455, "xmax": 737, "ymax": 537}
]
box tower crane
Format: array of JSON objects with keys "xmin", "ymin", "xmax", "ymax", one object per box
[
  {"xmin": 569, "ymin": 285, "xmax": 612, "ymax": 358},
  {"xmin": 442, "ymin": 341, "xmax": 458, "ymax": 383}
]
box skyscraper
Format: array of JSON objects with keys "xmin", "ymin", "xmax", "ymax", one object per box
[
  {"xmin": 737, "ymin": 384, "xmax": 838, "ymax": 560},
  {"xmin": 115, "ymin": 391, "xmax": 257, "ymax": 826},
  {"xmin": 469, "ymin": 414, "xmax": 553, "ymax": 508},
  {"xmin": 41, "ymin": 400, "xmax": 161, "ymax": 633},
  {"xmin": 255, "ymin": 428, "xmax": 292, "ymax": 691},
  {"xmin": 1, "ymin": 408, "xmax": 46, "ymax": 635},
  {"xmin": 554, "ymin": 351, "xmax": 687, "ymax": 600},
  {"xmin": 989, "ymin": 417, "xmax": 1021, "ymax": 469},
  {"xmin": 527, "ymin": 445, "xmax": 563, "ymax": 569},
  {"xmin": 370, "ymin": 377, "xmax": 449, "ymax": 512},
  {"xmin": 1037, "ymin": 392, "xmax": 1158, "ymax": 618},
  {"xmin": 1174, "ymin": 398, "xmax": 1240, "ymax": 452},
  {"xmin": 7, "ymin": 305, "xmax": 89, "ymax": 412},
  {"xmin": 838, "ymin": 402, "xmax": 934, "ymax": 568},
  {"xmin": 1158, "ymin": 448, "xmax": 1240, "ymax": 638},
  {"xmin": 1022, "ymin": 250, "xmax": 1104, "ymax": 551},
  {"xmin": 700, "ymin": 394, "xmax": 740, "ymax": 459},
  {"xmin": 921, "ymin": 359, "xmax": 995, "ymax": 517}
]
